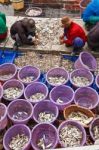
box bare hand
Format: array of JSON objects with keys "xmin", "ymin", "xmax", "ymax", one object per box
[
  {"xmin": 59, "ymin": 39, "xmax": 64, "ymax": 45},
  {"xmin": 34, "ymin": 39, "xmax": 40, "ymax": 45},
  {"xmin": 59, "ymin": 35, "xmax": 64, "ymax": 39}
]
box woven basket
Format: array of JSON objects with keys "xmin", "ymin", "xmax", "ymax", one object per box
[
  {"xmin": 63, "ymin": 105, "xmax": 95, "ymax": 128},
  {"xmin": 0, "ymin": 0, "xmax": 9, "ymax": 3},
  {"xmin": 11, "ymin": 0, "xmax": 24, "ymax": 10}
]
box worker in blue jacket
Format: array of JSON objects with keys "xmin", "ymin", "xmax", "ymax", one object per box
[{"xmin": 82, "ymin": 0, "xmax": 99, "ymax": 30}]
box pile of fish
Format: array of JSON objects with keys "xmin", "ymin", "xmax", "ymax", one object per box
[
  {"xmin": 59, "ymin": 125, "xmax": 82, "ymax": 147},
  {"xmin": 30, "ymin": 92, "xmax": 45, "ymax": 102},
  {"xmin": 38, "ymin": 111, "xmax": 55, "ymax": 123},
  {"xmin": 9, "ymin": 134, "xmax": 29, "ymax": 150},
  {"xmin": 4, "ymin": 87, "xmax": 22, "ymax": 99}
]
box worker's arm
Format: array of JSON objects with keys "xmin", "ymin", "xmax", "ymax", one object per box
[
  {"xmin": 63, "ymin": 31, "xmax": 75, "ymax": 45},
  {"xmin": 18, "ymin": 30, "xmax": 34, "ymax": 45}
]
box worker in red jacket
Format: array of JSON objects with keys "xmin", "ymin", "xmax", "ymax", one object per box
[{"xmin": 59, "ymin": 16, "xmax": 87, "ymax": 54}]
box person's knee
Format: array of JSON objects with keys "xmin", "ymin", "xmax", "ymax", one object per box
[{"xmin": 73, "ymin": 37, "xmax": 85, "ymax": 48}]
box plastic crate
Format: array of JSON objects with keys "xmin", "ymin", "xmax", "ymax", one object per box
[
  {"xmin": 62, "ymin": 54, "xmax": 78, "ymax": 62},
  {"xmin": 0, "ymin": 50, "xmax": 17, "ymax": 65}
]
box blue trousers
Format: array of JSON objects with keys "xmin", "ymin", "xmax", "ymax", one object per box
[{"xmin": 73, "ymin": 37, "xmax": 85, "ymax": 52}]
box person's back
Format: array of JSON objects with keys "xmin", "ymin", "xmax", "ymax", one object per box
[
  {"xmin": 0, "ymin": 12, "xmax": 7, "ymax": 41},
  {"xmin": 10, "ymin": 20, "xmax": 23, "ymax": 37},
  {"xmin": 87, "ymin": 22, "xmax": 99, "ymax": 51},
  {"xmin": 82, "ymin": 0, "xmax": 99, "ymax": 29},
  {"xmin": 10, "ymin": 18, "xmax": 38, "ymax": 49}
]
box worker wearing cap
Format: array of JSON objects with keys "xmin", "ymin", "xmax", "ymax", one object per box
[
  {"xmin": 10, "ymin": 18, "xmax": 38, "ymax": 49},
  {"xmin": 0, "ymin": 12, "xmax": 7, "ymax": 41},
  {"xmin": 59, "ymin": 16, "xmax": 87, "ymax": 54},
  {"xmin": 82, "ymin": 0, "xmax": 99, "ymax": 30}
]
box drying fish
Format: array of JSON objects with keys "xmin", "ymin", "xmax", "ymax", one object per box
[
  {"xmin": 62, "ymin": 59, "xmax": 74, "ymax": 72},
  {"xmin": 59, "ymin": 125, "xmax": 82, "ymax": 147},
  {"xmin": 4, "ymin": 87, "xmax": 22, "ymax": 99},
  {"xmin": 15, "ymin": 52, "xmax": 60, "ymax": 72},
  {"xmin": 26, "ymin": 8, "xmax": 42, "ymax": 17},
  {"xmin": 22, "ymin": 76, "xmax": 35, "ymax": 83},
  {"xmin": 72, "ymin": 76, "xmax": 90, "ymax": 87},
  {"xmin": 0, "ymin": 73, "xmax": 13, "ymax": 80},
  {"xmin": 48, "ymin": 76, "xmax": 66, "ymax": 85},
  {"xmin": 56, "ymin": 98, "xmax": 64, "ymax": 104},
  {"xmin": 38, "ymin": 112, "xmax": 55, "ymax": 123},
  {"xmin": 37, "ymin": 135, "xmax": 52, "ymax": 150},
  {"xmin": 93, "ymin": 126, "xmax": 99, "ymax": 140},
  {"xmin": 9, "ymin": 134, "xmax": 28, "ymax": 150},
  {"xmin": 30, "ymin": 92, "xmax": 45, "ymax": 102},
  {"xmin": 68, "ymin": 111, "xmax": 93, "ymax": 125},
  {"xmin": 94, "ymin": 139, "xmax": 99, "ymax": 145},
  {"xmin": 13, "ymin": 111, "xmax": 29, "ymax": 120}
]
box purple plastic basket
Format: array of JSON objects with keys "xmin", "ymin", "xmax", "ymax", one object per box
[
  {"xmin": 31, "ymin": 123, "xmax": 58, "ymax": 150},
  {"xmin": 46, "ymin": 67, "xmax": 69, "ymax": 87},
  {"xmin": 0, "ymin": 85, "xmax": 3, "ymax": 101},
  {"xmin": 74, "ymin": 52, "xmax": 97, "ymax": 72},
  {"xmin": 3, "ymin": 124, "xmax": 31, "ymax": 150},
  {"xmin": 89, "ymin": 117, "xmax": 99, "ymax": 141},
  {"xmin": 58, "ymin": 120, "xmax": 86, "ymax": 148},
  {"xmin": 3, "ymin": 79, "xmax": 24, "ymax": 101},
  {"xmin": 70, "ymin": 69, "xmax": 94, "ymax": 88},
  {"xmin": 0, "ymin": 63, "xmax": 17, "ymax": 82},
  {"xmin": 18, "ymin": 65, "xmax": 40, "ymax": 86},
  {"xmin": 49, "ymin": 85, "xmax": 74, "ymax": 110},
  {"xmin": 24, "ymin": 82, "xmax": 48, "ymax": 105},
  {"xmin": 0, "ymin": 103, "xmax": 8, "ymax": 130},
  {"xmin": 33, "ymin": 100, "xmax": 59, "ymax": 124},
  {"xmin": 95, "ymin": 75, "xmax": 99, "ymax": 89},
  {"xmin": 7, "ymin": 99, "xmax": 33, "ymax": 124},
  {"xmin": 74, "ymin": 87, "xmax": 99, "ymax": 109}
]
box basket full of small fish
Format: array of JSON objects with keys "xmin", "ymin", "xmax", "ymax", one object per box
[{"xmin": 0, "ymin": 51, "xmax": 99, "ymax": 150}]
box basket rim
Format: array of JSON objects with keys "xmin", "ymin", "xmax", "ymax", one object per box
[
  {"xmin": 25, "ymin": 7, "xmax": 42, "ymax": 17},
  {"xmin": 70, "ymin": 68, "xmax": 94, "ymax": 88},
  {"xmin": 63, "ymin": 104, "xmax": 95, "ymax": 127}
]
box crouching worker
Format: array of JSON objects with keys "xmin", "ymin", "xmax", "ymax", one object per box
[
  {"xmin": 87, "ymin": 22, "xmax": 99, "ymax": 52},
  {"xmin": 82, "ymin": 0, "xmax": 99, "ymax": 30},
  {"xmin": 0, "ymin": 12, "xmax": 7, "ymax": 42},
  {"xmin": 59, "ymin": 16, "xmax": 87, "ymax": 55},
  {"xmin": 10, "ymin": 18, "xmax": 38, "ymax": 49}
]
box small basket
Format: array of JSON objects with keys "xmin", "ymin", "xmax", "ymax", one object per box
[
  {"xmin": 25, "ymin": 7, "xmax": 42, "ymax": 17},
  {"xmin": 11, "ymin": 0, "xmax": 24, "ymax": 10},
  {"xmin": 63, "ymin": 105, "xmax": 95, "ymax": 128}
]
